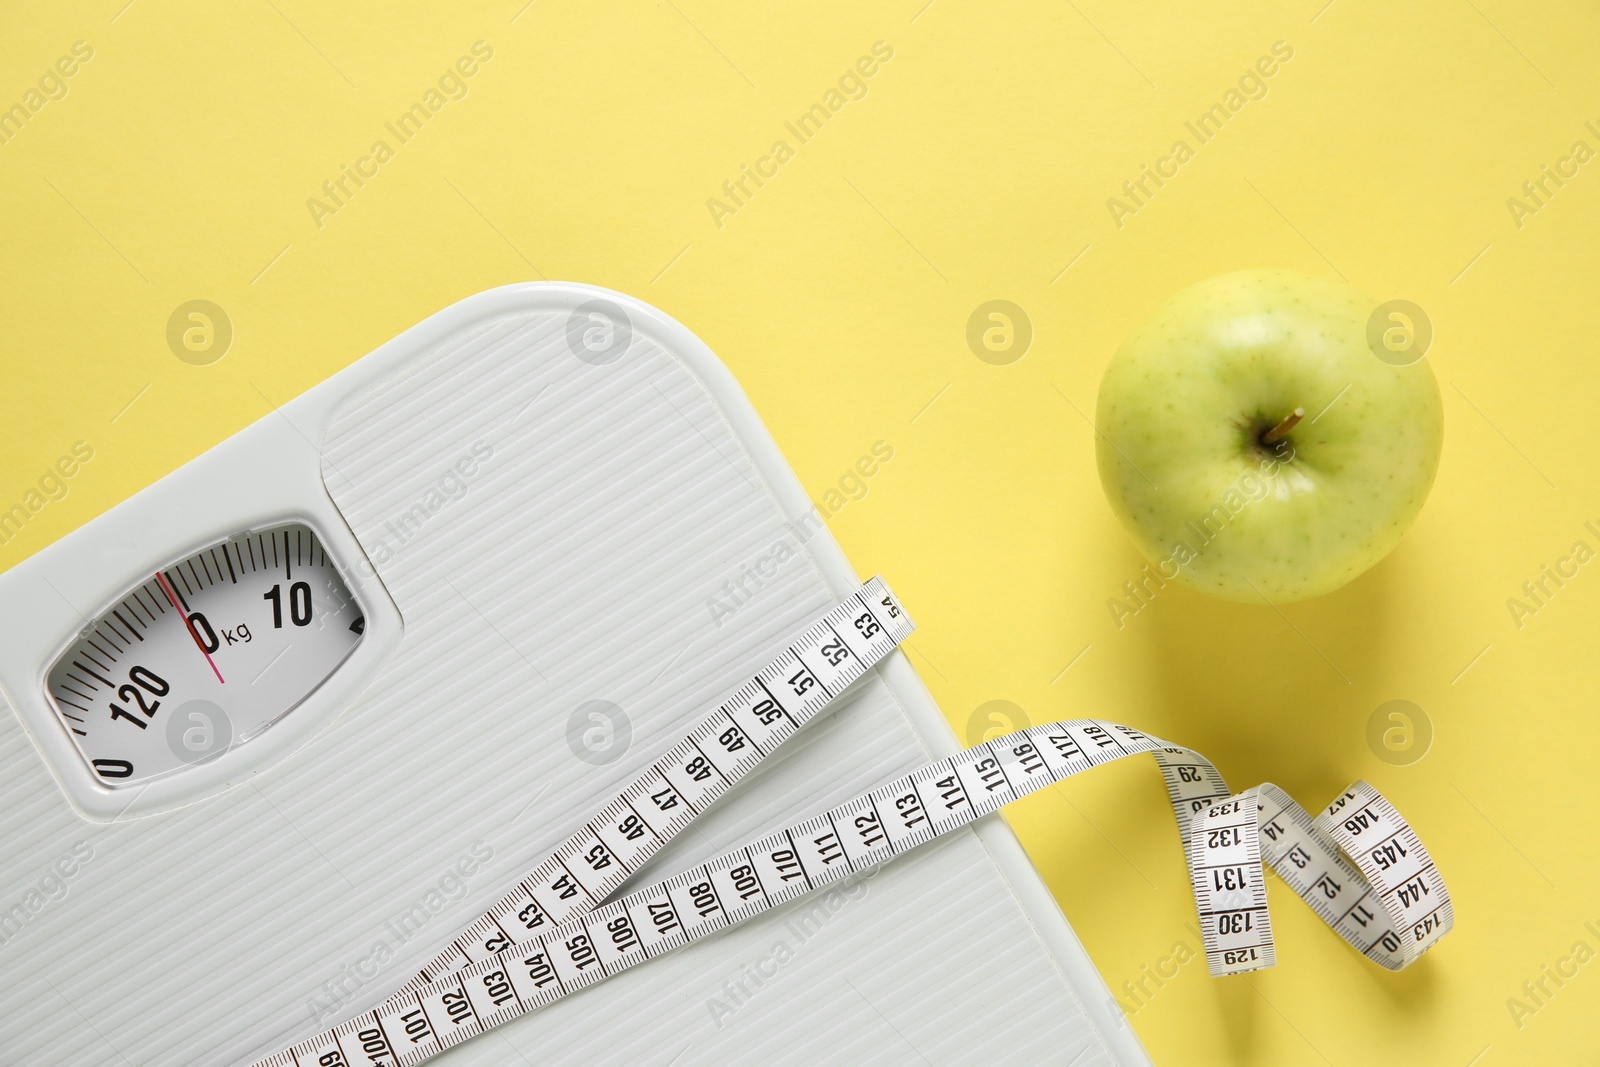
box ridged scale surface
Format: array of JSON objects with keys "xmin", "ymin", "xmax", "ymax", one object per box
[{"xmin": 0, "ymin": 310, "xmax": 1113, "ymax": 1066}]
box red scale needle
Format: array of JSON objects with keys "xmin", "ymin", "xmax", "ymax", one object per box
[{"xmin": 155, "ymin": 571, "xmax": 225, "ymax": 684}]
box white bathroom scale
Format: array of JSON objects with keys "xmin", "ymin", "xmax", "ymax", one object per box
[{"xmin": 0, "ymin": 283, "xmax": 1152, "ymax": 1066}]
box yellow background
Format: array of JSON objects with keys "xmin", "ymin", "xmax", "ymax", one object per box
[{"xmin": 3, "ymin": 1, "xmax": 1597, "ymax": 1063}]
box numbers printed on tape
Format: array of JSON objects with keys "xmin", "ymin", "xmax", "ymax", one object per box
[
  {"xmin": 250, "ymin": 578, "xmax": 1452, "ymax": 1067},
  {"xmin": 411, "ymin": 577, "xmax": 912, "ymax": 987}
]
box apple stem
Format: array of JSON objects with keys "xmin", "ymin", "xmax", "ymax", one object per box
[{"xmin": 1260, "ymin": 407, "xmax": 1305, "ymax": 447}]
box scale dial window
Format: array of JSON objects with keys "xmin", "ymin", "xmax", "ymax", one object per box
[{"xmin": 45, "ymin": 522, "xmax": 365, "ymax": 787}]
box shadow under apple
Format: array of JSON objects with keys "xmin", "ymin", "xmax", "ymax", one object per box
[{"xmin": 1133, "ymin": 544, "xmax": 1395, "ymax": 800}]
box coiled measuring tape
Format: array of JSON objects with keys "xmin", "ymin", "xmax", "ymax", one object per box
[{"xmin": 252, "ymin": 577, "xmax": 1452, "ymax": 1067}]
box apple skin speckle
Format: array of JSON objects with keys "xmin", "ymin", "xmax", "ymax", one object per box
[{"xmin": 1094, "ymin": 268, "xmax": 1444, "ymax": 604}]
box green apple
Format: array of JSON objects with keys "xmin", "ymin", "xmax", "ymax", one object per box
[{"xmin": 1094, "ymin": 269, "xmax": 1443, "ymax": 603}]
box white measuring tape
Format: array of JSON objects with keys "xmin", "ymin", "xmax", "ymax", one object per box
[
  {"xmin": 251, "ymin": 578, "xmax": 1451, "ymax": 1067},
  {"xmin": 407, "ymin": 576, "xmax": 918, "ymax": 989}
]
